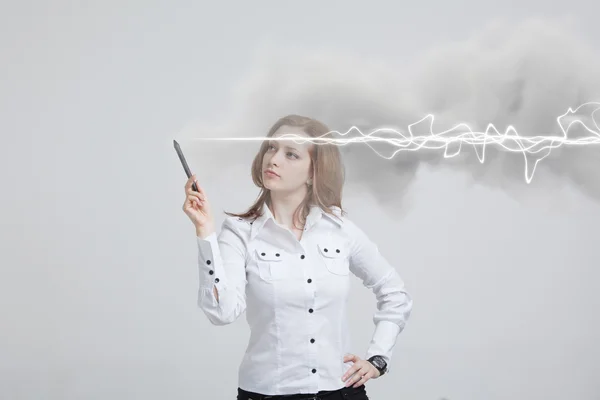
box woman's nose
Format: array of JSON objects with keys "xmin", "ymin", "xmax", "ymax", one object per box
[{"xmin": 269, "ymin": 150, "xmax": 283, "ymax": 165}]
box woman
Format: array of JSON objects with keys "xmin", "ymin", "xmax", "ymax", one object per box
[{"xmin": 182, "ymin": 115, "xmax": 413, "ymax": 400}]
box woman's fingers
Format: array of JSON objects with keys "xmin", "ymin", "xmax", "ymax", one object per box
[
  {"xmin": 341, "ymin": 354, "xmax": 360, "ymax": 381},
  {"xmin": 344, "ymin": 354, "xmax": 358, "ymax": 363},
  {"xmin": 185, "ymin": 174, "xmax": 195, "ymax": 189},
  {"xmin": 183, "ymin": 197, "xmax": 205, "ymax": 219},
  {"xmin": 187, "ymin": 188, "xmax": 205, "ymax": 200},
  {"xmin": 188, "ymin": 196, "xmax": 203, "ymax": 210},
  {"xmin": 188, "ymin": 196, "xmax": 201, "ymax": 207},
  {"xmin": 185, "ymin": 174, "xmax": 206, "ymax": 195},
  {"xmin": 353, "ymin": 369, "xmax": 372, "ymax": 388},
  {"xmin": 183, "ymin": 187, "xmax": 204, "ymax": 207},
  {"xmin": 188, "ymin": 194, "xmax": 206, "ymax": 212},
  {"xmin": 185, "ymin": 174, "xmax": 202, "ymax": 193},
  {"xmin": 183, "ymin": 196, "xmax": 198, "ymax": 209},
  {"xmin": 346, "ymin": 364, "xmax": 370, "ymax": 387}
]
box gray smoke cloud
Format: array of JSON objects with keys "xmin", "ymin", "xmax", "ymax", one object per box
[{"xmin": 179, "ymin": 16, "xmax": 600, "ymax": 208}]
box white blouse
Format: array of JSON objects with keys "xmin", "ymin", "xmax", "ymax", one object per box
[{"xmin": 196, "ymin": 203, "xmax": 412, "ymax": 395}]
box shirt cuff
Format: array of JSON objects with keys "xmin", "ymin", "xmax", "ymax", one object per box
[{"xmin": 197, "ymin": 232, "xmax": 222, "ymax": 290}]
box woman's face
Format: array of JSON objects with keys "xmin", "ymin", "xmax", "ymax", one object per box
[{"xmin": 262, "ymin": 125, "xmax": 313, "ymax": 195}]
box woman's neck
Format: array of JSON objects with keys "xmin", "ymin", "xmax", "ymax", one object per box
[{"xmin": 268, "ymin": 190, "xmax": 308, "ymax": 230}]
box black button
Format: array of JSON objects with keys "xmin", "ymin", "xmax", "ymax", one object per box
[
  {"xmin": 324, "ymin": 248, "xmax": 328, "ymax": 252},
  {"xmin": 215, "ymin": 278, "xmax": 220, "ymax": 283},
  {"xmin": 300, "ymin": 255, "xmax": 305, "ymax": 259},
  {"xmin": 238, "ymin": 218, "xmax": 242, "ymax": 221},
  {"xmin": 308, "ymin": 308, "xmax": 314, "ymax": 313},
  {"xmin": 206, "ymin": 260, "xmax": 211, "ymax": 265},
  {"xmin": 312, "ymin": 368, "xmax": 317, "ymax": 373},
  {"xmin": 336, "ymin": 249, "xmax": 340, "ymax": 253},
  {"xmin": 209, "ymin": 270, "xmax": 214, "ymax": 275},
  {"xmin": 275, "ymin": 253, "xmax": 280, "ymax": 257},
  {"xmin": 310, "ymin": 338, "xmax": 315, "ymax": 343},
  {"xmin": 261, "ymin": 252, "xmax": 266, "ymax": 256},
  {"xmin": 307, "ymin": 278, "xmax": 312, "ymax": 283}
]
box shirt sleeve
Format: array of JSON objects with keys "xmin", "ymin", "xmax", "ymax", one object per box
[
  {"xmin": 346, "ymin": 219, "xmax": 413, "ymax": 372},
  {"xmin": 196, "ymin": 217, "xmax": 248, "ymax": 325}
]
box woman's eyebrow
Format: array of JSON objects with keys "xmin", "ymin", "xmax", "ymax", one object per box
[{"xmin": 269, "ymin": 140, "xmax": 299, "ymax": 151}]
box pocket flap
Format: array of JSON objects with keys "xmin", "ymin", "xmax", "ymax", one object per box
[
  {"xmin": 255, "ymin": 248, "xmax": 284, "ymax": 261},
  {"xmin": 317, "ymin": 242, "xmax": 346, "ymax": 258}
]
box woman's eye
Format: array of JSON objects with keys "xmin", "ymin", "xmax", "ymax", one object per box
[{"xmin": 267, "ymin": 145, "xmax": 297, "ymax": 159}]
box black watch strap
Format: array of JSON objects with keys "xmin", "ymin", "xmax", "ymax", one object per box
[{"xmin": 367, "ymin": 355, "xmax": 387, "ymax": 376}]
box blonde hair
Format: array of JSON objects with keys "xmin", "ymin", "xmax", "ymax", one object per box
[{"xmin": 224, "ymin": 114, "xmax": 346, "ymax": 230}]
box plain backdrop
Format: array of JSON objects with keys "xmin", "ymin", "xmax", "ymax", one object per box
[{"xmin": 1, "ymin": 1, "xmax": 599, "ymax": 400}]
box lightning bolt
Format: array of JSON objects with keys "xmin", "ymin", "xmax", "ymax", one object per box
[{"xmin": 188, "ymin": 102, "xmax": 600, "ymax": 183}]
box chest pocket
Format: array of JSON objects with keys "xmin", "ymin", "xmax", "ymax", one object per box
[
  {"xmin": 254, "ymin": 247, "xmax": 298, "ymax": 281},
  {"xmin": 317, "ymin": 240, "xmax": 349, "ymax": 276}
]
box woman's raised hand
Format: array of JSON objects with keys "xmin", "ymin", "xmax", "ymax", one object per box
[{"xmin": 182, "ymin": 174, "xmax": 215, "ymax": 238}]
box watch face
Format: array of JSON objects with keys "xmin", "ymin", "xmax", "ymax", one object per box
[{"xmin": 372, "ymin": 356, "xmax": 386, "ymax": 370}]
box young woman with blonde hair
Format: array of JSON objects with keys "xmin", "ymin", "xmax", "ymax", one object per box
[{"xmin": 182, "ymin": 115, "xmax": 413, "ymax": 400}]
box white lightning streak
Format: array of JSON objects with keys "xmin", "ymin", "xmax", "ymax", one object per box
[{"xmin": 188, "ymin": 102, "xmax": 600, "ymax": 183}]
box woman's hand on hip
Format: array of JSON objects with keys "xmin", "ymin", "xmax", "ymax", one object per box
[{"xmin": 341, "ymin": 354, "xmax": 380, "ymax": 388}]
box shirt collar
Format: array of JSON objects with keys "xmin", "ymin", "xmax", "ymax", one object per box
[{"xmin": 250, "ymin": 202, "xmax": 343, "ymax": 240}]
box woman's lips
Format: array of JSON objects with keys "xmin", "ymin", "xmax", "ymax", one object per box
[{"xmin": 265, "ymin": 170, "xmax": 279, "ymax": 178}]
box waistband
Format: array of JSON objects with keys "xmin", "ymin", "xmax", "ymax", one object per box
[{"xmin": 237, "ymin": 384, "xmax": 366, "ymax": 400}]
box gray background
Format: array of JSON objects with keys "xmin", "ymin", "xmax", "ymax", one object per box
[{"xmin": 1, "ymin": 1, "xmax": 599, "ymax": 399}]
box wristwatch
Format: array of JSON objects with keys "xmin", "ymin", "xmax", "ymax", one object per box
[{"xmin": 367, "ymin": 355, "xmax": 387, "ymax": 376}]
